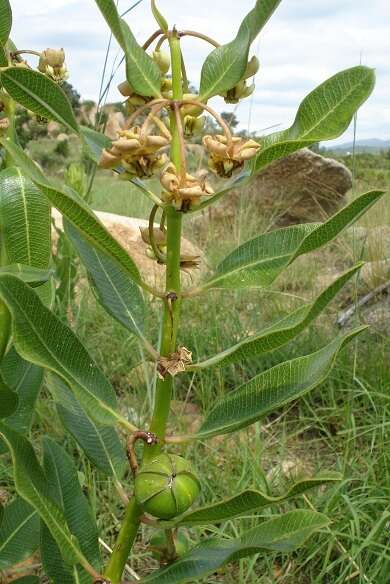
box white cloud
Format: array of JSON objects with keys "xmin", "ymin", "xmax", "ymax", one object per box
[{"xmin": 8, "ymin": 0, "xmax": 390, "ymax": 144}]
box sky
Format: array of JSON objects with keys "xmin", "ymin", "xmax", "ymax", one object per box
[{"xmin": 9, "ymin": 0, "xmax": 390, "ymax": 146}]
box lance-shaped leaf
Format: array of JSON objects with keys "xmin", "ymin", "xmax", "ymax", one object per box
[
  {"xmin": 194, "ymin": 264, "xmax": 362, "ymax": 370},
  {"xmin": 0, "ymin": 167, "xmax": 51, "ymax": 268},
  {"xmin": 0, "ymin": 497, "xmax": 39, "ymax": 570},
  {"xmin": 94, "ymin": 0, "xmax": 161, "ymax": 97},
  {"xmin": 199, "ymin": 0, "xmax": 281, "ymax": 100},
  {"xmin": 0, "ymin": 42, "xmax": 8, "ymax": 67},
  {"xmin": 196, "ymin": 327, "xmax": 366, "ymax": 439},
  {"xmin": 0, "ymin": 139, "xmax": 143, "ymax": 288},
  {"xmin": 0, "ymin": 68, "xmax": 79, "ymax": 133},
  {"xmin": 0, "ymin": 0, "xmax": 12, "ymax": 44},
  {"xmin": 0, "ymin": 373, "xmax": 18, "ymax": 418},
  {"xmin": 0, "ymin": 423, "xmax": 89, "ymax": 567},
  {"xmin": 80, "ymin": 125, "xmax": 111, "ymax": 164},
  {"xmin": 0, "ymin": 264, "xmax": 53, "ymax": 284},
  {"xmin": 206, "ymin": 190, "xmax": 384, "ymax": 290},
  {"xmin": 251, "ymin": 66, "xmax": 375, "ymax": 175},
  {"xmin": 41, "ymin": 438, "xmax": 101, "ymax": 583},
  {"xmin": 142, "ymin": 510, "xmax": 329, "ymax": 584},
  {"xmin": 0, "ymin": 348, "xmax": 43, "ymax": 436},
  {"xmin": 65, "ymin": 221, "xmax": 146, "ymax": 341},
  {"xmin": 171, "ymin": 475, "xmax": 340, "ymax": 527},
  {"xmin": 0, "ymin": 274, "xmax": 123, "ymax": 427},
  {"xmin": 48, "ymin": 374, "xmax": 127, "ymax": 479}
]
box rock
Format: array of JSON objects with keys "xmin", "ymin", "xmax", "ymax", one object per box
[
  {"xmin": 249, "ymin": 148, "xmax": 352, "ymax": 224},
  {"xmin": 47, "ymin": 120, "xmax": 61, "ymax": 137},
  {"xmin": 51, "ymin": 209, "xmax": 202, "ymax": 289},
  {"xmin": 56, "ymin": 132, "xmax": 69, "ymax": 142},
  {"xmin": 104, "ymin": 111, "xmax": 126, "ymax": 140},
  {"xmin": 212, "ymin": 148, "xmax": 352, "ymax": 225}
]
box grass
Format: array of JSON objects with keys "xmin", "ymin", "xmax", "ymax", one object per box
[{"xmin": 1, "ymin": 149, "xmax": 390, "ymax": 583}]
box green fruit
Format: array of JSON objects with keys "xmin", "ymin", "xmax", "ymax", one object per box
[{"xmin": 135, "ymin": 454, "xmax": 200, "ymax": 519}]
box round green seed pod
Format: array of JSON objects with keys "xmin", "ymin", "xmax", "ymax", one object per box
[{"xmin": 135, "ymin": 454, "xmax": 200, "ymax": 519}]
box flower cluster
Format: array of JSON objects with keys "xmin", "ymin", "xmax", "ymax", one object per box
[
  {"xmin": 38, "ymin": 48, "xmax": 68, "ymax": 82},
  {"xmin": 203, "ymin": 134, "xmax": 260, "ymax": 177},
  {"xmin": 160, "ymin": 163, "xmax": 214, "ymax": 210},
  {"xmin": 99, "ymin": 126, "xmax": 169, "ymax": 178}
]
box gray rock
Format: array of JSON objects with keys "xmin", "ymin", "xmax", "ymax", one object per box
[{"xmin": 249, "ymin": 148, "xmax": 352, "ymax": 224}]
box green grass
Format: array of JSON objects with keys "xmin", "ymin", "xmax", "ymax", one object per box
[{"xmin": 2, "ymin": 149, "xmax": 390, "ymax": 583}]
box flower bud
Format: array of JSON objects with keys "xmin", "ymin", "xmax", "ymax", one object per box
[
  {"xmin": 38, "ymin": 48, "xmax": 68, "ymax": 82},
  {"xmin": 243, "ymin": 56, "xmax": 260, "ymax": 80},
  {"xmin": 135, "ymin": 454, "xmax": 200, "ymax": 519},
  {"xmin": 184, "ymin": 115, "xmax": 205, "ymax": 137},
  {"xmin": 118, "ymin": 80, "xmax": 134, "ymax": 97},
  {"xmin": 152, "ymin": 50, "xmax": 170, "ymax": 75}
]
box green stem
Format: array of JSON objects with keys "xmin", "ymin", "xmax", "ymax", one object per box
[
  {"xmin": 144, "ymin": 29, "xmax": 184, "ymax": 461},
  {"xmin": 103, "ymin": 498, "xmax": 142, "ymax": 583},
  {"xmin": 103, "ymin": 30, "xmax": 185, "ymax": 583}
]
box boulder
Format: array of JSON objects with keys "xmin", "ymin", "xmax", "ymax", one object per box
[
  {"xmin": 51, "ymin": 209, "xmax": 202, "ymax": 289},
  {"xmin": 212, "ymin": 148, "xmax": 352, "ymax": 225},
  {"xmin": 248, "ymin": 148, "xmax": 352, "ymax": 224}
]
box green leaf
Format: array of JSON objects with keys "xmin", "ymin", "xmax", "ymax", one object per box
[
  {"xmin": 199, "ymin": 0, "xmax": 281, "ymax": 100},
  {"xmin": 207, "ymin": 190, "xmax": 384, "ymax": 289},
  {"xmin": 0, "ymin": 423, "xmax": 88, "ymax": 567},
  {"xmin": 0, "ymin": 68, "xmax": 79, "ymax": 133},
  {"xmin": 197, "ymin": 327, "xmax": 366, "ymax": 439},
  {"xmin": 0, "ymin": 264, "xmax": 53, "ymax": 284},
  {"xmin": 251, "ymin": 66, "xmax": 376, "ymax": 175},
  {"xmin": 41, "ymin": 438, "xmax": 101, "ymax": 579},
  {"xmin": 0, "ymin": 167, "xmax": 51, "ymax": 269},
  {"xmin": 171, "ymin": 475, "xmax": 340, "ymax": 527},
  {"xmin": 0, "ymin": 274, "xmax": 123, "ymax": 427},
  {"xmin": 142, "ymin": 510, "xmax": 329, "ymax": 584},
  {"xmin": 0, "ymin": 373, "xmax": 18, "ymax": 418},
  {"xmin": 0, "ymin": 42, "xmax": 8, "ymax": 67},
  {"xmin": 194, "ymin": 264, "xmax": 362, "ymax": 369},
  {"xmin": 80, "ymin": 126, "xmax": 111, "ymax": 164},
  {"xmin": 121, "ymin": 20, "xmax": 162, "ymax": 97},
  {"xmin": 94, "ymin": 0, "xmax": 161, "ymax": 97},
  {"xmin": 0, "ymin": 0, "xmax": 12, "ymax": 44},
  {"xmin": 151, "ymin": 0, "xmax": 168, "ymax": 32},
  {"xmin": 48, "ymin": 373, "xmax": 127, "ymax": 479},
  {"xmin": 0, "ymin": 497, "xmax": 39, "ymax": 570},
  {"xmin": 0, "ymin": 139, "xmax": 143, "ymax": 288},
  {"xmin": 65, "ymin": 221, "xmax": 146, "ymax": 341},
  {"xmin": 0, "ymin": 348, "xmax": 43, "ymax": 454}
]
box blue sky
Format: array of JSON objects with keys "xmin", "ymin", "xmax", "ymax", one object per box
[{"xmin": 9, "ymin": 0, "xmax": 390, "ymax": 145}]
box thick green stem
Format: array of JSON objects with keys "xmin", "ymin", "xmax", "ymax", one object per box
[
  {"xmin": 103, "ymin": 499, "xmax": 142, "ymax": 583},
  {"xmin": 103, "ymin": 30, "xmax": 185, "ymax": 583},
  {"xmin": 144, "ymin": 29, "xmax": 184, "ymax": 461}
]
